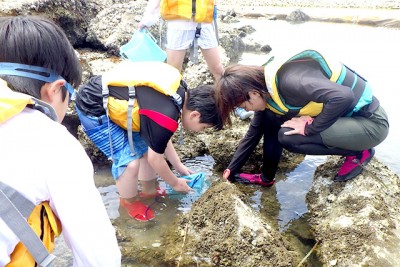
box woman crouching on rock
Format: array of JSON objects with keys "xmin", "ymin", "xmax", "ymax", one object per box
[{"xmin": 215, "ymin": 49, "xmax": 389, "ymax": 186}]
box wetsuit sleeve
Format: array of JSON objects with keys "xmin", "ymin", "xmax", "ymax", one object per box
[
  {"xmin": 278, "ymin": 60, "xmax": 354, "ymax": 136},
  {"xmin": 228, "ymin": 109, "xmax": 284, "ymax": 180},
  {"xmin": 227, "ymin": 111, "xmax": 265, "ymax": 176}
]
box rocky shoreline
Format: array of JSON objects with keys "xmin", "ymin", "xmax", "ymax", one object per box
[
  {"xmin": 220, "ymin": 0, "xmax": 399, "ymax": 9},
  {"xmin": 1, "ymin": 0, "xmax": 400, "ymax": 266}
]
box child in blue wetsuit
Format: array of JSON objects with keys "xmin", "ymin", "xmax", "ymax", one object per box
[{"xmin": 215, "ymin": 49, "xmax": 389, "ymax": 186}]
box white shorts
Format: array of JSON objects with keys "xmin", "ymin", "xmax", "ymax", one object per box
[{"xmin": 166, "ymin": 23, "xmax": 218, "ymax": 50}]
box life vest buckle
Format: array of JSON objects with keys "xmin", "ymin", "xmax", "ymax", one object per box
[
  {"xmin": 195, "ymin": 26, "xmax": 201, "ymax": 38},
  {"xmin": 171, "ymin": 93, "xmax": 182, "ymax": 108}
]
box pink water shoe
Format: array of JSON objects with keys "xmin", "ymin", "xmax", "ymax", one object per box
[
  {"xmin": 234, "ymin": 173, "xmax": 275, "ymax": 187},
  {"xmin": 334, "ymin": 148, "xmax": 375, "ymax": 182}
]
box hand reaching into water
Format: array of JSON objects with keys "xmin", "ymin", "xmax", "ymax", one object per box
[
  {"xmin": 171, "ymin": 177, "xmax": 193, "ymax": 193},
  {"xmin": 174, "ymin": 162, "xmax": 194, "ymax": 176},
  {"xmin": 222, "ymin": 169, "xmax": 231, "ymax": 180}
]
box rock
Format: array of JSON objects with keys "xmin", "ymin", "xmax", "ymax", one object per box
[
  {"xmin": 163, "ymin": 181, "xmax": 301, "ymax": 266},
  {"xmin": 306, "ymin": 156, "xmax": 400, "ymax": 266},
  {"xmin": 219, "ymin": 34, "xmax": 245, "ymax": 63},
  {"xmin": 0, "ymin": 0, "xmax": 99, "ymax": 47},
  {"xmin": 286, "ymin": 9, "xmax": 310, "ymax": 23}
]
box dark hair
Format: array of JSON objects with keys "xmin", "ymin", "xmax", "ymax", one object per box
[
  {"xmin": 186, "ymin": 84, "xmax": 223, "ymax": 131},
  {"xmin": 215, "ymin": 64, "xmax": 267, "ymax": 126},
  {"xmin": 0, "ymin": 16, "xmax": 82, "ymax": 99}
]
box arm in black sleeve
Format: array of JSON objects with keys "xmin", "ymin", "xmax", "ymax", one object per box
[
  {"xmin": 278, "ymin": 61, "xmax": 354, "ymax": 136},
  {"xmin": 227, "ymin": 111, "xmax": 266, "ymax": 176},
  {"xmin": 303, "ymin": 78, "xmax": 354, "ymax": 135}
]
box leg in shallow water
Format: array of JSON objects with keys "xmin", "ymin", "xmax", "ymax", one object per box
[
  {"xmin": 116, "ymin": 159, "xmax": 155, "ymax": 221},
  {"xmin": 138, "ymin": 153, "xmax": 166, "ymax": 198}
]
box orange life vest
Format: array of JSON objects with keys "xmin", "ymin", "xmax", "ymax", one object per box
[
  {"xmin": 160, "ymin": 0, "xmax": 215, "ymax": 23},
  {"xmin": 6, "ymin": 202, "xmax": 62, "ymax": 267}
]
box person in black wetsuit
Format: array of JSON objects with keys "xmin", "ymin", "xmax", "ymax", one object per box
[
  {"xmin": 214, "ymin": 49, "xmax": 389, "ymax": 187},
  {"xmin": 75, "ymin": 62, "xmax": 222, "ymax": 221}
]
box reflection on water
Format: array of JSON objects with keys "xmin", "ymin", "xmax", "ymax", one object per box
[{"xmin": 276, "ymin": 156, "xmax": 327, "ymax": 231}]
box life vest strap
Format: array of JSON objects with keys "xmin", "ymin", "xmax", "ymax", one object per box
[
  {"xmin": 189, "ymin": 23, "xmax": 202, "ymax": 64},
  {"xmin": 139, "ymin": 109, "xmax": 178, "ymax": 132},
  {"xmin": 192, "ymin": 0, "xmax": 196, "ymax": 16},
  {"xmin": 170, "ymin": 93, "xmax": 183, "ymax": 107},
  {"xmin": 127, "ymin": 86, "xmax": 136, "ymax": 156},
  {"xmin": 0, "ymin": 182, "xmax": 56, "ymax": 267},
  {"xmin": 101, "ymin": 79, "xmax": 115, "ymax": 162}
]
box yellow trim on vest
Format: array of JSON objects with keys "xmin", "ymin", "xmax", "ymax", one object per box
[
  {"xmin": 103, "ymin": 61, "xmax": 182, "ymax": 130},
  {"xmin": 264, "ymin": 50, "xmax": 341, "ymax": 116},
  {"xmin": 0, "ymin": 79, "xmax": 35, "ymax": 124},
  {"xmin": 161, "ymin": 0, "xmax": 214, "ymax": 23},
  {"xmin": 6, "ymin": 202, "xmax": 61, "ymax": 267}
]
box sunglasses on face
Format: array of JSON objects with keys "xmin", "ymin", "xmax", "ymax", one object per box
[{"xmin": 0, "ymin": 62, "xmax": 76, "ymax": 103}]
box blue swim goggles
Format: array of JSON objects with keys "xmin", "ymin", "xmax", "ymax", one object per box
[{"xmin": 0, "ymin": 62, "xmax": 76, "ymax": 103}]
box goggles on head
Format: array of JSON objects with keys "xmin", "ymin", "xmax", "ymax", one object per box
[{"xmin": 0, "ymin": 62, "xmax": 76, "ymax": 103}]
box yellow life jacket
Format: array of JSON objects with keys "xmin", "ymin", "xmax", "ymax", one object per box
[
  {"xmin": 0, "ymin": 79, "xmax": 35, "ymax": 123},
  {"xmin": 0, "ymin": 80, "xmax": 62, "ymax": 266},
  {"xmin": 6, "ymin": 202, "xmax": 62, "ymax": 267},
  {"xmin": 160, "ymin": 0, "xmax": 215, "ymax": 23},
  {"xmin": 264, "ymin": 50, "xmax": 342, "ymax": 117},
  {"xmin": 0, "ymin": 79, "xmax": 58, "ymax": 123},
  {"xmin": 264, "ymin": 49, "xmax": 371, "ymax": 117},
  {"xmin": 102, "ymin": 61, "xmax": 182, "ymax": 131}
]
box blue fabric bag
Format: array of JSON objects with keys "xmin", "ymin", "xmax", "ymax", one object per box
[
  {"xmin": 166, "ymin": 172, "xmax": 206, "ymax": 197},
  {"xmin": 120, "ymin": 29, "xmax": 166, "ymax": 62}
]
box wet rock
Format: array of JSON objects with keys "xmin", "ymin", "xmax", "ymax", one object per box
[
  {"xmin": 194, "ymin": 116, "xmax": 305, "ymax": 173},
  {"xmin": 219, "ymin": 34, "xmax": 245, "ymax": 63},
  {"xmin": 220, "ymin": 9, "xmax": 237, "ymax": 22},
  {"xmin": 85, "ymin": 1, "xmax": 147, "ymax": 53},
  {"xmin": 261, "ymin": 44, "xmax": 273, "ymax": 53},
  {"xmin": 306, "ymin": 156, "xmax": 400, "ymax": 266},
  {"xmin": 0, "ymin": 0, "xmax": 99, "ymax": 47},
  {"xmin": 286, "ymin": 9, "xmax": 310, "ymax": 23},
  {"xmin": 172, "ymin": 131, "xmax": 208, "ymax": 160},
  {"xmin": 163, "ymin": 181, "xmax": 301, "ymax": 266}
]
